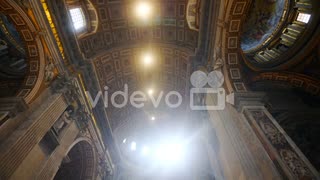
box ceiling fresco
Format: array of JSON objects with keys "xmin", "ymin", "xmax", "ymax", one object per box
[{"xmin": 241, "ymin": 0, "xmax": 286, "ymax": 51}]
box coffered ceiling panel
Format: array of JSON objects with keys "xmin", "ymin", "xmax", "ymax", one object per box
[
  {"xmin": 93, "ymin": 45, "xmax": 192, "ymax": 131},
  {"xmin": 78, "ymin": 0, "xmax": 198, "ymax": 58}
]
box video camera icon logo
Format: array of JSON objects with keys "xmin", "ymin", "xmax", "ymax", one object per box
[{"xmin": 190, "ymin": 70, "xmax": 226, "ymax": 110}]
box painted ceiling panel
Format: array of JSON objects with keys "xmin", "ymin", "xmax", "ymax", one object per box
[{"xmin": 241, "ymin": 0, "xmax": 286, "ymax": 51}]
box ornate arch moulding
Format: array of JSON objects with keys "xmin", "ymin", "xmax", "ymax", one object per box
[
  {"xmin": 251, "ymin": 72, "xmax": 320, "ymax": 96},
  {"xmin": 54, "ymin": 138, "xmax": 97, "ymax": 180},
  {"xmin": 0, "ymin": 0, "xmax": 45, "ymax": 104},
  {"xmin": 222, "ymin": 0, "xmax": 251, "ymax": 94},
  {"xmin": 186, "ymin": 0, "xmax": 201, "ymax": 31}
]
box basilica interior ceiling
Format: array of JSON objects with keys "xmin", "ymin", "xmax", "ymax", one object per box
[
  {"xmin": 93, "ymin": 45, "xmax": 192, "ymax": 134},
  {"xmin": 78, "ymin": 0, "xmax": 199, "ymax": 59},
  {"xmin": 71, "ymin": 0, "xmax": 320, "ymax": 171},
  {"xmin": 1, "ymin": 0, "xmax": 320, "ymax": 178},
  {"xmin": 73, "ymin": 0, "xmax": 201, "ymax": 166}
]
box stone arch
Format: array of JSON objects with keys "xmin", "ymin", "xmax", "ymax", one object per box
[
  {"xmin": 250, "ymin": 72, "xmax": 320, "ymax": 96},
  {"xmin": 54, "ymin": 138, "xmax": 97, "ymax": 180},
  {"xmin": 82, "ymin": 0, "xmax": 99, "ymax": 34},
  {"xmin": 221, "ymin": 0, "xmax": 252, "ymax": 94},
  {"xmin": 0, "ymin": 0, "xmax": 45, "ymax": 103}
]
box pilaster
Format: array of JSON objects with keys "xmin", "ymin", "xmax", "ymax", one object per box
[
  {"xmin": 0, "ymin": 89, "xmax": 68, "ymax": 179},
  {"xmin": 235, "ymin": 93, "xmax": 320, "ymax": 179}
]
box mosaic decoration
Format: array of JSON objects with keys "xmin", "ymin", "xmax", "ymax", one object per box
[{"xmin": 241, "ymin": 0, "xmax": 286, "ymax": 51}]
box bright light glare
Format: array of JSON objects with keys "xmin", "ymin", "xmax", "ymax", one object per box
[
  {"xmin": 135, "ymin": 2, "xmax": 152, "ymax": 20},
  {"xmin": 142, "ymin": 53, "xmax": 153, "ymax": 66},
  {"xmin": 123, "ymin": 138, "xmax": 127, "ymax": 144},
  {"xmin": 126, "ymin": 138, "xmax": 187, "ymax": 166},
  {"xmin": 142, "ymin": 146, "xmax": 150, "ymax": 155},
  {"xmin": 69, "ymin": 8, "xmax": 86, "ymax": 30},
  {"xmin": 155, "ymin": 143, "xmax": 184, "ymax": 163},
  {"xmin": 297, "ymin": 13, "xmax": 311, "ymax": 23},
  {"xmin": 151, "ymin": 116, "xmax": 155, "ymax": 121},
  {"xmin": 147, "ymin": 89, "xmax": 154, "ymax": 95},
  {"xmin": 131, "ymin": 141, "xmax": 137, "ymax": 151}
]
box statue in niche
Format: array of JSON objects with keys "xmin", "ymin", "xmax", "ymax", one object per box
[
  {"xmin": 213, "ymin": 45, "xmax": 224, "ymax": 70},
  {"xmin": 45, "ymin": 55, "xmax": 56, "ymax": 83},
  {"xmin": 53, "ymin": 106, "xmax": 74, "ymax": 134},
  {"xmin": 97, "ymin": 155, "xmax": 112, "ymax": 177},
  {"xmin": 75, "ymin": 106, "xmax": 90, "ymax": 130},
  {"xmin": 213, "ymin": 57, "xmax": 224, "ymax": 70}
]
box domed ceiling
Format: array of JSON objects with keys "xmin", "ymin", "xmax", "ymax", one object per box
[{"xmin": 241, "ymin": 0, "xmax": 286, "ymax": 51}]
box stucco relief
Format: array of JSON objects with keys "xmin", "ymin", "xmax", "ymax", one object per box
[
  {"xmin": 259, "ymin": 121, "xmax": 287, "ymax": 145},
  {"xmin": 279, "ymin": 149, "xmax": 313, "ymax": 178},
  {"xmin": 247, "ymin": 109, "xmax": 316, "ymax": 179}
]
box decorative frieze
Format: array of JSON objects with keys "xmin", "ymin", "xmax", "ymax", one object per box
[{"xmin": 243, "ymin": 108, "xmax": 319, "ymax": 179}]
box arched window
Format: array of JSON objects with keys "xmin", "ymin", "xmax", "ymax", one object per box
[
  {"xmin": 66, "ymin": 0, "xmax": 98, "ymax": 37},
  {"xmin": 296, "ymin": 12, "xmax": 311, "ymax": 24},
  {"xmin": 69, "ymin": 8, "xmax": 86, "ymax": 31}
]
